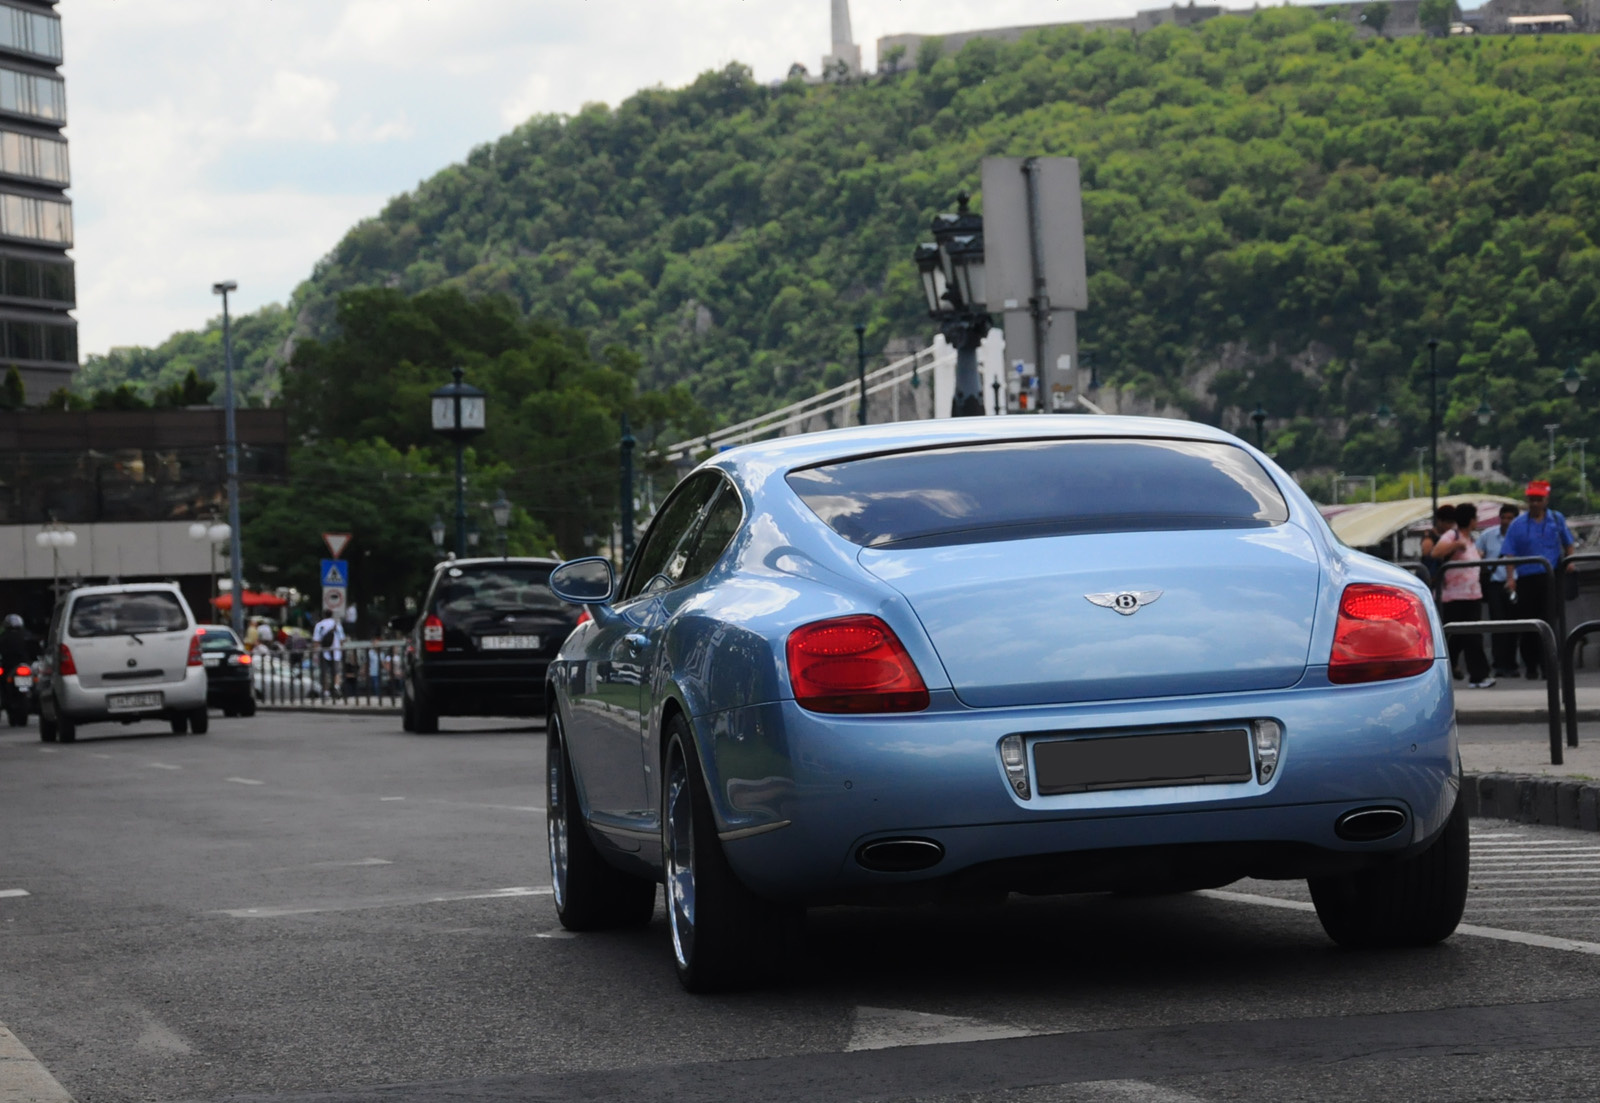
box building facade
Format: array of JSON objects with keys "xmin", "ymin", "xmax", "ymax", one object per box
[{"xmin": 0, "ymin": 0, "xmax": 73, "ymax": 403}]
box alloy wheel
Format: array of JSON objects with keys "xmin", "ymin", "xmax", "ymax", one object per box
[{"xmin": 665, "ymin": 747, "xmax": 697, "ymax": 969}]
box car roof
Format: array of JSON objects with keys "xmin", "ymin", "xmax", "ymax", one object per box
[
  {"xmin": 702, "ymin": 415, "xmax": 1250, "ymax": 478},
  {"xmin": 64, "ymin": 582, "xmax": 185, "ymax": 600},
  {"xmin": 431, "ymin": 556, "xmax": 559, "ymax": 573}
]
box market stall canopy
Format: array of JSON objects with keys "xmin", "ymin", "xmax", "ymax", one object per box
[
  {"xmin": 210, "ymin": 590, "xmax": 289, "ymax": 610},
  {"xmin": 1317, "ymin": 495, "xmax": 1520, "ymax": 549}
]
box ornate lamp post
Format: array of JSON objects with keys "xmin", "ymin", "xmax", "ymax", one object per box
[
  {"xmin": 212, "ymin": 280, "xmax": 246, "ymax": 637},
  {"xmin": 430, "ymin": 367, "xmax": 486, "ymax": 557},
  {"xmin": 429, "ymin": 515, "xmax": 446, "ymax": 553},
  {"xmin": 491, "ymin": 490, "xmax": 512, "ymax": 558},
  {"xmin": 188, "ymin": 519, "xmax": 231, "ymax": 619},
  {"xmin": 913, "ymin": 193, "xmax": 989, "ymax": 417},
  {"xmin": 35, "ymin": 519, "xmax": 76, "ymax": 597},
  {"xmin": 1250, "ymin": 404, "xmax": 1267, "ymax": 450}
]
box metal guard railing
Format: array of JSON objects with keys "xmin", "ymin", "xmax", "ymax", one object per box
[{"xmin": 250, "ymin": 641, "xmax": 407, "ymax": 709}]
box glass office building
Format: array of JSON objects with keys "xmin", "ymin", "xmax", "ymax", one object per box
[{"xmin": 0, "ymin": 0, "xmax": 73, "ymax": 401}]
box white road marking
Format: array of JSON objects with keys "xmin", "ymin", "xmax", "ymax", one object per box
[
  {"xmin": 36, "ymin": 747, "xmax": 56, "ymax": 753},
  {"xmin": 1200, "ymin": 889, "xmax": 1600, "ymax": 955},
  {"xmin": 217, "ymin": 885, "xmax": 553, "ymax": 918},
  {"xmin": 535, "ymin": 929, "xmax": 578, "ymax": 940},
  {"xmin": 845, "ymin": 1005, "xmax": 1038, "ymax": 1052},
  {"xmin": 146, "ymin": 762, "xmax": 181, "ymax": 771},
  {"xmin": 0, "ymin": 1021, "xmax": 75, "ymax": 1101},
  {"xmin": 225, "ymin": 777, "xmax": 264, "ymax": 786},
  {"xmin": 0, "ymin": 889, "xmax": 28, "ymax": 899},
  {"xmin": 1469, "ymin": 833, "xmax": 1527, "ymax": 839},
  {"xmin": 379, "ymin": 796, "xmax": 405, "ymax": 801},
  {"xmin": 422, "ymin": 798, "xmax": 544, "ymax": 814},
  {"xmin": 262, "ymin": 858, "xmax": 393, "ymax": 873},
  {"xmin": 135, "ymin": 1018, "xmax": 193, "ymax": 1056},
  {"xmin": 1074, "ymin": 1081, "xmax": 1210, "ymax": 1103}
]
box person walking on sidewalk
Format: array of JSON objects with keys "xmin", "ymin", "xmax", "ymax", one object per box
[
  {"xmin": 1477, "ymin": 502, "xmax": 1522, "ymax": 678},
  {"xmin": 1437, "ymin": 503, "xmax": 1493, "ymax": 688},
  {"xmin": 1501, "ymin": 480, "xmax": 1575, "ymax": 681}
]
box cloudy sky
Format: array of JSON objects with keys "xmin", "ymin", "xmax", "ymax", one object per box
[{"xmin": 63, "ymin": 0, "xmax": 1283, "ymax": 358}]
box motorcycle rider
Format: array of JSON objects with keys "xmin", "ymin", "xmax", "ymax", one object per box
[{"xmin": 0, "ymin": 613, "xmax": 31, "ymax": 667}]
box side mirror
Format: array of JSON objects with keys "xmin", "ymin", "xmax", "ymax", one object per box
[
  {"xmin": 388, "ymin": 613, "xmax": 418, "ymax": 634},
  {"xmin": 549, "ymin": 557, "xmax": 616, "ymax": 606}
]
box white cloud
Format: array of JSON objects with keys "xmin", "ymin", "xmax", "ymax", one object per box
[{"xmin": 56, "ymin": 0, "xmax": 1204, "ymax": 360}]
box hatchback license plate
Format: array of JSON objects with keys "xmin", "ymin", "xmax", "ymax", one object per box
[
  {"xmin": 1033, "ymin": 728, "xmax": 1252, "ymax": 795},
  {"xmin": 107, "ymin": 691, "xmax": 163, "ymax": 712},
  {"xmin": 480, "ymin": 635, "xmax": 540, "ymax": 651}
]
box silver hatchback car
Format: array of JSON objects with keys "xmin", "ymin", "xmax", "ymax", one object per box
[{"xmin": 37, "ymin": 583, "xmax": 210, "ymax": 742}]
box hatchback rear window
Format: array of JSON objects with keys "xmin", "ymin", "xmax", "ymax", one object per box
[
  {"xmin": 68, "ymin": 592, "xmax": 189, "ymax": 637},
  {"xmin": 431, "ymin": 564, "xmax": 562, "ymax": 616},
  {"xmin": 787, "ymin": 438, "xmax": 1289, "ymax": 548}
]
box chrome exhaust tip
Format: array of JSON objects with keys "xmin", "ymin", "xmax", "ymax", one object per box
[
  {"xmin": 856, "ymin": 838, "xmax": 945, "ymax": 873},
  {"xmin": 1335, "ymin": 807, "xmax": 1407, "ymax": 843}
]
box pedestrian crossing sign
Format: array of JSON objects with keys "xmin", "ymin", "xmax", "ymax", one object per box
[{"xmin": 320, "ymin": 559, "xmax": 349, "ymax": 587}]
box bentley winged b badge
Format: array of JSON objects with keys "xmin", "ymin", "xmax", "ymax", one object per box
[{"xmin": 1085, "ymin": 590, "xmax": 1163, "ymax": 616}]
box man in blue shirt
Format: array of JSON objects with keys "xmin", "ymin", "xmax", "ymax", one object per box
[
  {"xmin": 1476, "ymin": 503, "xmax": 1522, "ymax": 677},
  {"xmin": 1501, "ymin": 480, "xmax": 1575, "ymax": 680}
]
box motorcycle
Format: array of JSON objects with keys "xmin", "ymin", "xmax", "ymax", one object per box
[{"xmin": 1, "ymin": 661, "xmax": 33, "ymax": 727}]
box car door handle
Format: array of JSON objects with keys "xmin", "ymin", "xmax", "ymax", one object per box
[{"xmin": 624, "ymin": 633, "xmax": 650, "ymax": 654}]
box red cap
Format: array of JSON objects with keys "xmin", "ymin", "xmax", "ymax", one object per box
[{"xmin": 1526, "ymin": 480, "xmax": 1551, "ymax": 498}]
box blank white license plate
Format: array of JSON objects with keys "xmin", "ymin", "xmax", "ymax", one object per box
[
  {"xmin": 107, "ymin": 692, "xmax": 163, "ymax": 711},
  {"xmin": 480, "ymin": 635, "xmax": 540, "ymax": 651},
  {"xmin": 203, "ymin": 655, "xmax": 222, "ymax": 667},
  {"xmin": 14, "ymin": 676, "xmax": 30, "ymax": 690}
]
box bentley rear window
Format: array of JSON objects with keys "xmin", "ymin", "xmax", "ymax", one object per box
[{"xmin": 786, "ymin": 438, "xmax": 1289, "ymax": 548}]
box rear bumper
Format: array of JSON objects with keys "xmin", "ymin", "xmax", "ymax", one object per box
[
  {"xmin": 58, "ymin": 669, "xmax": 208, "ymax": 723},
  {"xmin": 414, "ymin": 660, "xmax": 549, "ymax": 717},
  {"xmin": 698, "ymin": 663, "xmax": 1457, "ymax": 903}
]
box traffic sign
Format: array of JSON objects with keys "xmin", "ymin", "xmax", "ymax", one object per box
[
  {"xmin": 320, "ymin": 559, "xmax": 349, "ymax": 587},
  {"xmin": 322, "ymin": 586, "xmax": 347, "ymax": 613},
  {"xmin": 322, "ymin": 532, "xmax": 352, "ymax": 558}
]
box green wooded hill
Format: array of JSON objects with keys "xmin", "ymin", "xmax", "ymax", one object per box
[{"xmin": 93, "ymin": 8, "xmax": 1600, "ymax": 500}]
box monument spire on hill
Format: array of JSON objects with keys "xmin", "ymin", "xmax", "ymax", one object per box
[{"xmin": 822, "ymin": 0, "xmax": 862, "ymax": 77}]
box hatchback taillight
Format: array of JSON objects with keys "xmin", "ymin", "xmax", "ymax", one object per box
[
  {"xmin": 1328, "ymin": 584, "xmax": 1435, "ymax": 684},
  {"xmin": 187, "ymin": 633, "xmax": 204, "ymax": 667},
  {"xmin": 58, "ymin": 644, "xmax": 76, "ymax": 676},
  {"xmin": 423, "ymin": 614, "xmax": 445, "ymax": 654},
  {"xmin": 786, "ymin": 615, "xmax": 929, "ymax": 713}
]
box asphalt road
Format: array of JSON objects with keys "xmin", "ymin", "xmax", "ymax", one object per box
[{"xmin": 3, "ymin": 713, "xmax": 1600, "ymax": 1102}]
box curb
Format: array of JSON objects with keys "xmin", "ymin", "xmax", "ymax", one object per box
[
  {"xmin": 1462, "ymin": 771, "xmax": 1600, "ymax": 832},
  {"xmin": 1457, "ymin": 708, "xmax": 1600, "ymax": 725}
]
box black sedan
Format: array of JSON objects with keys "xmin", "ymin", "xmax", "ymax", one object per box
[
  {"xmin": 197, "ymin": 626, "xmax": 256, "ymax": 717},
  {"xmin": 399, "ymin": 557, "xmax": 580, "ymax": 733}
]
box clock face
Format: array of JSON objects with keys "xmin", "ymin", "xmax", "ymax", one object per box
[
  {"xmin": 431, "ymin": 397, "xmax": 455, "ymax": 431},
  {"xmin": 461, "ymin": 397, "xmax": 486, "ymax": 430}
]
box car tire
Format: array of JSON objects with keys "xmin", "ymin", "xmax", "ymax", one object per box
[
  {"xmin": 239, "ymin": 698, "xmax": 256, "ymax": 718},
  {"xmin": 7, "ymin": 706, "xmax": 25, "ymax": 727},
  {"xmin": 190, "ymin": 709, "xmax": 209, "ymax": 735},
  {"xmin": 414, "ymin": 697, "xmax": 439, "ymax": 735},
  {"xmin": 222, "ymin": 707, "xmax": 236, "ymax": 718},
  {"xmin": 1309, "ymin": 793, "xmax": 1469, "ymax": 949},
  {"xmin": 547, "ymin": 710, "xmax": 656, "ymax": 932},
  {"xmin": 38, "ymin": 711, "xmax": 56, "ymax": 742},
  {"xmin": 663, "ymin": 714, "xmax": 801, "ymax": 993},
  {"xmin": 56, "ymin": 714, "xmax": 76, "ymax": 743},
  {"xmin": 401, "ymin": 693, "xmax": 416, "ymax": 733},
  {"xmin": 170, "ymin": 713, "xmax": 189, "ymax": 735}
]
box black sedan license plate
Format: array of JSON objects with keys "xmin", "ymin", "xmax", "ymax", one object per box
[{"xmin": 1033, "ymin": 728, "xmax": 1252, "ymax": 795}]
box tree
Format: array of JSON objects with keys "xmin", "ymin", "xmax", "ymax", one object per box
[
  {"xmin": 1361, "ymin": 1, "xmax": 1390, "ymax": 36},
  {"xmin": 0, "ymin": 366, "xmax": 23, "ymax": 410},
  {"xmin": 1417, "ymin": 0, "xmax": 1457, "ymax": 36}
]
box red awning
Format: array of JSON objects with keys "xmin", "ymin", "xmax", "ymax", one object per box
[{"xmin": 210, "ymin": 590, "xmax": 289, "ymax": 610}]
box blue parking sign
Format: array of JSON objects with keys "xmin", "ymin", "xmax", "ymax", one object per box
[{"xmin": 320, "ymin": 559, "xmax": 349, "ymax": 587}]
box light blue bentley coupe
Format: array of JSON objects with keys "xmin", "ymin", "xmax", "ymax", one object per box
[{"xmin": 544, "ymin": 416, "xmax": 1465, "ymax": 991}]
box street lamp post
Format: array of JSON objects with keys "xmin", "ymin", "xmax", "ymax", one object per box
[
  {"xmin": 1250, "ymin": 404, "xmax": 1267, "ymax": 450},
  {"xmin": 1576, "ymin": 438, "xmax": 1589, "ymax": 510},
  {"xmin": 854, "ymin": 323, "xmax": 867, "ymax": 426},
  {"xmin": 913, "ymin": 193, "xmax": 989, "ymax": 417},
  {"xmin": 1427, "ymin": 338, "xmax": 1439, "ymax": 517},
  {"xmin": 991, "ymin": 376, "xmax": 1002, "ymax": 416},
  {"xmin": 430, "ymin": 367, "xmax": 486, "ymax": 557},
  {"xmin": 491, "ymin": 490, "xmax": 512, "ymax": 558},
  {"xmin": 212, "ymin": 280, "xmax": 246, "ymax": 638},
  {"xmin": 1544, "ymin": 423, "xmax": 1560, "ymax": 472},
  {"xmin": 429, "ymin": 515, "xmax": 446, "ymax": 554},
  {"xmin": 620, "ymin": 414, "xmax": 637, "ymax": 565},
  {"xmin": 188, "ymin": 519, "xmax": 231, "ymax": 619},
  {"xmin": 34, "ymin": 519, "xmax": 76, "ymax": 597}
]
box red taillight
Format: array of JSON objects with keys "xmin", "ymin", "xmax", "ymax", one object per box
[
  {"xmin": 238, "ymin": 654, "xmax": 252, "ymax": 665},
  {"xmin": 58, "ymin": 643, "xmax": 76, "ymax": 676},
  {"xmin": 575, "ymin": 608, "xmax": 592, "ymax": 627},
  {"xmin": 1329, "ymin": 584, "xmax": 1435, "ymax": 684},
  {"xmin": 188, "ymin": 633, "xmax": 204, "ymax": 667},
  {"xmin": 15, "ymin": 664, "xmax": 29, "ymax": 677},
  {"xmin": 423, "ymin": 614, "xmax": 445, "ymax": 653},
  {"xmin": 786, "ymin": 615, "xmax": 929, "ymax": 714}
]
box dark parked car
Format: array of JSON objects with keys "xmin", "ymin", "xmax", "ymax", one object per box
[
  {"xmin": 198, "ymin": 626, "xmax": 256, "ymax": 717},
  {"xmin": 400, "ymin": 557, "xmax": 579, "ymax": 733}
]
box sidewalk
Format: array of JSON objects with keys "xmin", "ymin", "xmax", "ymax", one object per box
[{"xmin": 1456, "ymin": 668, "xmax": 1600, "ymax": 830}]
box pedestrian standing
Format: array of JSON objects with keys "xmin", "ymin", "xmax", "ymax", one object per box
[
  {"xmin": 311, "ymin": 610, "xmax": 346, "ymax": 698},
  {"xmin": 1501, "ymin": 480, "xmax": 1576, "ymax": 681},
  {"xmin": 1436, "ymin": 503, "xmax": 1493, "ymax": 688},
  {"xmin": 1477, "ymin": 503, "xmax": 1522, "ymax": 678},
  {"xmin": 1420, "ymin": 505, "xmax": 1458, "ymax": 595}
]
